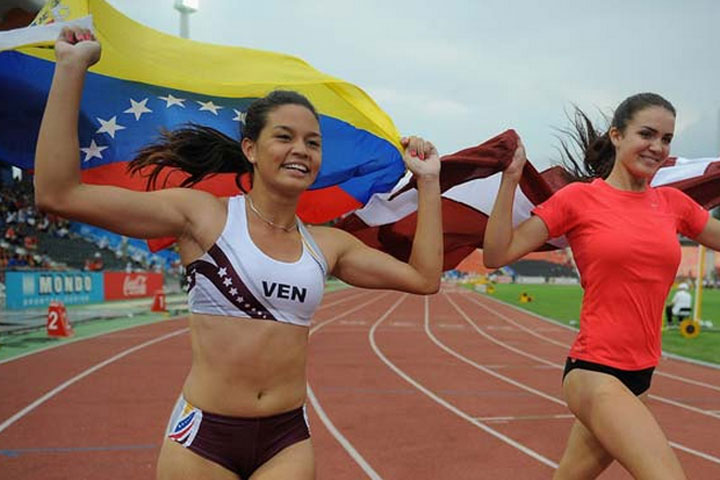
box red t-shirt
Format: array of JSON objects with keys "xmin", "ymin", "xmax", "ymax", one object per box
[{"xmin": 533, "ymin": 179, "xmax": 709, "ymax": 369}]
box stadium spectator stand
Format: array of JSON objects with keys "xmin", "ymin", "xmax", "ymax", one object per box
[
  {"xmin": 506, "ymin": 259, "xmax": 578, "ymax": 278},
  {"xmin": 1, "ymin": 173, "xmax": 180, "ymax": 273}
]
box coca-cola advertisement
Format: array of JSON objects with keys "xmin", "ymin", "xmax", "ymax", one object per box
[{"xmin": 104, "ymin": 272, "xmax": 164, "ymax": 300}]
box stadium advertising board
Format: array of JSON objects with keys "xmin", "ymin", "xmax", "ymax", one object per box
[
  {"xmin": 5, "ymin": 271, "xmax": 104, "ymax": 310},
  {"xmin": 104, "ymin": 272, "xmax": 164, "ymax": 300}
]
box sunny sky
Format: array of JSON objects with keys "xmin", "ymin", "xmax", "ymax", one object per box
[{"xmin": 105, "ymin": 0, "xmax": 720, "ymax": 170}]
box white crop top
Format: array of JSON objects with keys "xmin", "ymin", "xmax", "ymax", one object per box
[{"xmin": 186, "ymin": 195, "xmax": 327, "ymax": 327}]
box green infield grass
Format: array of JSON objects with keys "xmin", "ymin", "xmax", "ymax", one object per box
[{"xmin": 467, "ymin": 282, "xmax": 720, "ymax": 365}]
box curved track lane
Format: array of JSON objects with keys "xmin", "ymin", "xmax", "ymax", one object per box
[{"xmin": 2, "ymin": 286, "xmax": 720, "ymax": 479}]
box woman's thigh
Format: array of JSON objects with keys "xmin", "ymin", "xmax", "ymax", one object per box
[
  {"xmin": 563, "ymin": 369, "xmax": 685, "ymax": 480},
  {"xmin": 250, "ymin": 439, "xmax": 314, "ymax": 480},
  {"xmin": 156, "ymin": 439, "xmax": 238, "ymax": 480}
]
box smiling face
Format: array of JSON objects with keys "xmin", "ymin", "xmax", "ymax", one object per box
[
  {"xmin": 609, "ymin": 106, "xmax": 676, "ymax": 180},
  {"xmin": 242, "ymin": 104, "xmax": 322, "ymax": 195}
]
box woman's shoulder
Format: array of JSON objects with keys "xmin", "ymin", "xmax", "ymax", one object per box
[
  {"xmin": 652, "ymin": 185, "xmax": 687, "ymax": 199},
  {"xmin": 548, "ymin": 179, "xmax": 596, "ymax": 201}
]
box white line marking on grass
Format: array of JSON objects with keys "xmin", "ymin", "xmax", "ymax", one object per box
[
  {"xmin": 368, "ymin": 295, "xmax": 558, "ymax": 469},
  {"xmin": 463, "ymin": 289, "xmax": 720, "ymax": 372},
  {"xmin": 0, "ymin": 315, "xmax": 187, "ymax": 366},
  {"xmin": 461, "ymin": 294, "xmax": 720, "ymax": 417},
  {"xmin": 465, "ymin": 294, "xmax": 720, "ymax": 392},
  {"xmin": 0, "ymin": 328, "xmax": 188, "ymax": 435},
  {"xmin": 0, "ymin": 289, "xmax": 365, "ymax": 367}
]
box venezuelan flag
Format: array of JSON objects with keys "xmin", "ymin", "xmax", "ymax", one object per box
[{"xmin": 0, "ymin": 0, "xmax": 405, "ymax": 224}]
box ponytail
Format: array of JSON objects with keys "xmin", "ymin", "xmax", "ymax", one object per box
[
  {"xmin": 558, "ymin": 93, "xmax": 676, "ymax": 182},
  {"xmin": 128, "ymin": 124, "xmax": 252, "ymax": 192},
  {"xmin": 127, "ymin": 90, "xmax": 318, "ymax": 193},
  {"xmin": 557, "ymin": 108, "xmax": 615, "ymax": 182}
]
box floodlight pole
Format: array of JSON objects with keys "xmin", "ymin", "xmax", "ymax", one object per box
[{"xmin": 174, "ymin": 0, "xmax": 199, "ymax": 39}]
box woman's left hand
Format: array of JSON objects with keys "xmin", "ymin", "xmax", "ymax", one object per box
[{"xmin": 400, "ymin": 136, "xmax": 440, "ymax": 179}]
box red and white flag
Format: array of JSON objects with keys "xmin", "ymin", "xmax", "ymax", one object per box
[{"xmin": 337, "ymin": 130, "xmax": 720, "ymax": 270}]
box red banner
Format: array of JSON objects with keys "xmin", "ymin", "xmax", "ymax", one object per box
[{"xmin": 103, "ymin": 272, "xmax": 164, "ymax": 300}]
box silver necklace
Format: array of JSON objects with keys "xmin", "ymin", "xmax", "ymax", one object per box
[{"xmin": 246, "ymin": 195, "xmax": 297, "ymax": 232}]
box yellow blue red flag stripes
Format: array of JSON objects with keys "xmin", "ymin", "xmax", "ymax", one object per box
[{"xmin": 0, "ymin": 0, "xmax": 405, "ymax": 223}]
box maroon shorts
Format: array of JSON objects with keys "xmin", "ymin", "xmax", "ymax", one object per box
[{"xmin": 166, "ymin": 395, "xmax": 310, "ymax": 478}]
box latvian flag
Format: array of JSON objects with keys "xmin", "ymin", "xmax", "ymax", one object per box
[{"xmin": 337, "ymin": 129, "xmax": 720, "ymax": 271}]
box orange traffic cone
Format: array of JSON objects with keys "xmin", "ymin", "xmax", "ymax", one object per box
[
  {"xmin": 47, "ymin": 301, "xmax": 73, "ymax": 338},
  {"xmin": 151, "ymin": 290, "xmax": 167, "ymax": 312}
]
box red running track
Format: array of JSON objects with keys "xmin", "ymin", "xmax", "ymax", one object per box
[{"xmin": 2, "ymin": 286, "xmax": 720, "ymax": 479}]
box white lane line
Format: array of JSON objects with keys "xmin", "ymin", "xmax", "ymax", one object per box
[
  {"xmin": 0, "ymin": 328, "xmax": 189, "ymax": 435},
  {"xmin": 445, "ymin": 293, "xmax": 720, "ymax": 465},
  {"xmin": 307, "ymin": 291, "xmax": 393, "ymax": 480},
  {"xmin": 315, "ymin": 290, "xmax": 373, "ymax": 314},
  {"xmin": 670, "ymin": 442, "xmax": 720, "ymax": 465},
  {"xmin": 461, "ymin": 294, "xmax": 720, "ymax": 418},
  {"xmin": 0, "ymin": 289, "xmax": 364, "ymax": 429},
  {"xmin": 307, "ymin": 385, "xmax": 381, "ymax": 480},
  {"xmin": 465, "ymin": 289, "xmax": 720, "ymax": 371},
  {"xmin": 475, "ymin": 414, "xmax": 575, "ymax": 422},
  {"xmin": 0, "ymin": 316, "xmax": 187, "ymax": 366},
  {"xmin": 368, "ymin": 295, "xmax": 558, "ymax": 469},
  {"xmin": 310, "ymin": 293, "xmax": 390, "ymax": 336},
  {"xmin": 465, "ymin": 294, "xmax": 720, "ymax": 393},
  {"xmin": 0, "ymin": 288, "xmax": 362, "ymax": 367},
  {"xmin": 426, "ymin": 299, "xmax": 564, "ymax": 406}
]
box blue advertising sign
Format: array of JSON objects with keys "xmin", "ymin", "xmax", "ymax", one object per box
[{"xmin": 5, "ymin": 271, "xmax": 104, "ymax": 310}]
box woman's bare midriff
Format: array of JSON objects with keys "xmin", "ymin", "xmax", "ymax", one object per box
[{"xmin": 181, "ymin": 312, "xmax": 309, "ymax": 417}]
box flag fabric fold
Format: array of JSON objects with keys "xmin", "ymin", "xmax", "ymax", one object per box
[
  {"xmin": 338, "ymin": 129, "xmax": 720, "ymax": 271},
  {"xmin": 0, "ymin": 0, "xmax": 405, "ymax": 225},
  {"xmin": 2, "ymin": 1, "xmax": 718, "ymax": 270}
]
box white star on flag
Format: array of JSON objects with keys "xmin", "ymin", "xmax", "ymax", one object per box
[
  {"xmin": 80, "ymin": 139, "xmax": 108, "ymax": 162},
  {"xmin": 223, "ymin": 278, "xmax": 232, "ymax": 287},
  {"xmin": 124, "ymin": 98, "xmax": 153, "ymax": 120},
  {"xmin": 96, "ymin": 116, "xmax": 126, "ymax": 139},
  {"xmin": 197, "ymin": 100, "xmax": 223, "ymax": 115},
  {"xmin": 218, "ymin": 267, "xmax": 227, "ymax": 277},
  {"xmin": 229, "ymin": 288, "xmax": 237, "ymax": 295},
  {"xmin": 159, "ymin": 94, "xmax": 186, "ymax": 108},
  {"xmin": 232, "ymin": 109, "xmax": 246, "ymax": 123}
]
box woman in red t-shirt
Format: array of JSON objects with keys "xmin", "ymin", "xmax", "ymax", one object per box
[{"xmin": 484, "ymin": 93, "xmax": 720, "ymax": 480}]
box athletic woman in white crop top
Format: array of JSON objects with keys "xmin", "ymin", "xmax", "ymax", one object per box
[{"xmin": 35, "ymin": 28, "xmax": 443, "ymax": 480}]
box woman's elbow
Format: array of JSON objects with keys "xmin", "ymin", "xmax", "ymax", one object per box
[
  {"xmin": 483, "ymin": 253, "xmax": 503, "ymax": 269},
  {"xmin": 34, "ymin": 192, "xmax": 55, "ymax": 213},
  {"xmin": 427, "ymin": 279, "xmax": 441, "ymax": 295},
  {"xmin": 483, "ymin": 250, "xmax": 509, "ymax": 268},
  {"xmin": 483, "ymin": 260, "xmax": 500, "ymax": 269},
  {"xmin": 35, "ymin": 192, "xmax": 66, "ymax": 215},
  {"xmin": 417, "ymin": 277, "xmax": 441, "ymax": 295}
]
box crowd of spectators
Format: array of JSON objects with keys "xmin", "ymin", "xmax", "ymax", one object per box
[
  {"xmin": 1, "ymin": 173, "xmax": 181, "ymax": 275},
  {"xmin": 2, "ymin": 176, "xmax": 54, "ymax": 269},
  {"xmin": 1, "ymin": 175, "xmax": 96, "ymax": 271}
]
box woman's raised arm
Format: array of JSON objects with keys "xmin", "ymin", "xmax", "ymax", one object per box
[
  {"xmin": 34, "ymin": 27, "xmax": 219, "ymax": 240},
  {"xmin": 483, "ymin": 141, "xmax": 549, "ymax": 268}
]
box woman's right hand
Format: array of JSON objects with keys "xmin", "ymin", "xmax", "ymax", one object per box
[
  {"xmin": 55, "ymin": 27, "xmax": 101, "ymax": 68},
  {"xmin": 503, "ymin": 139, "xmax": 527, "ymax": 183}
]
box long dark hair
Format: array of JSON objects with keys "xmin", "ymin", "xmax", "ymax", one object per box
[
  {"xmin": 128, "ymin": 90, "xmax": 320, "ymax": 192},
  {"xmin": 558, "ymin": 93, "xmax": 676, "ymax": 182}
]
